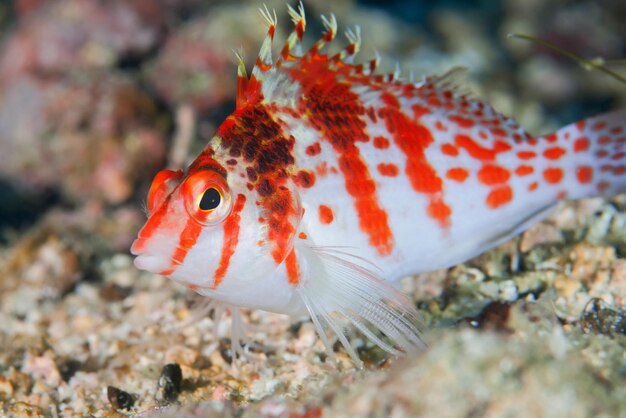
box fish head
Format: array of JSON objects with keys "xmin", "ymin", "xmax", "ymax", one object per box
[{"xmin": 130, "ymin": 154, "xmax": 267, "ymax": 290}]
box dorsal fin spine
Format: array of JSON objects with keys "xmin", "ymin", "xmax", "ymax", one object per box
[
  {"xmin": 253, "ymin": 5, "xmax": 277, "ymax": 78},
  {"xmin": 332, "ymin": 26, "xmax": 361, "ymax": 64},
  {"xmin": 279, "ymin": 2, "xmax": 306, "ymax": 64},
  {"xmin": 235, "ymin": 48, "xmax": 248, "ymax": 109},
  {"xmin": 311, "ymin": 13, "xmax": 337, "ymax": 55}
]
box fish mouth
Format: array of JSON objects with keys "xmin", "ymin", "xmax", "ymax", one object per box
[
  {"xmin": 132, "ymin": 253, "xmax": 169, "ymax": 274},
  {"xmin": 130, "ymin": 238, "xmax": 169, "ymax": 274},
  {"xmin": 130, "ymin": 237, "xmax": 145, "ymax": 256}
]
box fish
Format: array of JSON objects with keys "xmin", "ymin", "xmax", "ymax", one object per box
[{"xmin": 131, "ymin": 4, "xmax": 626, "ymax": 366}]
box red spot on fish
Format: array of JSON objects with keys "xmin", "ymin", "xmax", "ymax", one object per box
[
  {"xmin": 377, "ymin": 163, "xmax": 399, "ymax": 177},
  {"xmin": 455, "ymin": 135, "xmax": 508, "ymax": 161},
  {"xmin": 514, "ymin": 165, "xmax": 534, "ymax": 176},
  {"xmin": 544, "ymin": 133, "xmax": 558, "ymax": 143},
  {"xmin": 528, "ymin": 182, "xmax": 538, "ymax": 191},
  {"xmin": 576, "ymin": 166, "xmax": 593, "ymax": 184},
  {"xmin": 599, "ymin": 136, "xmax": 611, "ymax": 145},
  {"xmin": 596, "ymin": 150, "xmax": 609, "ymax": 158},
  {"xmin": 316, "ymin": 162, "xmax": 328, "ymax": 176},
  {"xmin": 517, "ymin": 151, "xmax": 536, "ymax": 160},
  {"xmin": 381, "ymin": 92, "xmax": 400, "ymax": 108},
  {"xmin": 441, "ymin": 143, "xmax": 459, "ymax": 157},
  {"xmin": 612, "ymin": 152, "xmax": 625, "ymax": 160},
  {"xmin": 478, "ymin": 165, "xmax": 510, "ymax": 185},
  {"xmin": 373, "ymin": 136, "xmax": 390, "ymax": 149},
  {"xmin": 574, "ymin": 137, "xmax": 590, "ymax": 153},
  {"xmin": 319, "ymin": 205, "xmax": 334, "ymax": 224},
  {"xmin": 446, "ymin": 168, "xmax": 469, "ymax": 182},
  {"xmin": 306, "ymin": 142, "xmax": 321, "ymax": 156},
  {"xmin": 435, "ymin": 121, "xmax": 448, "ymax": 132},
  {"xmin": 298, "ymin": 232, "xmax": 308, "ymax": 240},
  {"xmin": 292, "ymin": 170, "xmax": 316, "ymax": 188},
  {"xmin": 491, "ymin": 127, "xmax": 507, "ymax": 137},
  {"xmin": 449, "ymin": 115, "xmax": 475, "ymax": 129},
  {"xmin": 592, "ymin": 121, "xmax": 607, "ymax": 131},
  {"xmin": 597, "ymin": 181, "xmax": 610, "ymax": 193},
  {"xmin": 212, "ymin": 194, "xmax": 247, "ymax": 288},
  {"xmin": 486, "ymin": 186, "xmax": 513, "ymax": 209},
  {"xmin": 285, "ymin": 249, "xmax": 300, "ymax": 285},
  {"xmin": 543, "ymin": 167, "xmax": 563, "ymax": 184},
  {"xmin": 557, "ymin": 191, "xmax": 567, "ymax": 200},
  {"xmin": 543, "ymin": 147, "xmax": 566, "ymax": 160},
  {"xmin": 412, "ymin": 104, "xmax": 430, "ymax": 119},
  {"xmin": 365, "ymin": 107, "xmax": 377, "ymax": 122},
  {"xmin": 427, "ymin": 199, "xmax": 452, "ymax": 228}
]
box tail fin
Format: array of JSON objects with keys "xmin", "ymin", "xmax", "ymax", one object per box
[{"xmin": 535, "ymin": 108, "xmax": 626, "ymax": 200}]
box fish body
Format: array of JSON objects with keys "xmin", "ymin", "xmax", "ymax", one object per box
[{"xmin": 131, "ymin": 5, "xmax": 626, "ymax": 362}]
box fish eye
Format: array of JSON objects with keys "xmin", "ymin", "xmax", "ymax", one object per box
[
  {"xmin": 182, "ymin": 169, "xmax": 232, "ymax": 225},
  {"xmin": 199, "ymin": 187, "xmax": 222, "ymax": 211}
]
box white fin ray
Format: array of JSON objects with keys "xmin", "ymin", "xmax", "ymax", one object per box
[
  {"xmin": 295, "ymin": 244, "xmax": 427, "ymax": 366},
  {"xmin": 233, "ymin": 47, "xmax": 247, "ymax": 78},
  {"xmin": 422, "ymin": 66, "xmax": 470, "ymax": 94},
  {"xmin": 252, "ymin": 5, "xmax": 277, "ymax": 79}
]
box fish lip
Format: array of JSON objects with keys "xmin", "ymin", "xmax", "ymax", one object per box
[
  {"xmin": 130, "ymin": 238, "xmax": 144, "ymax": 256},
  {"xmin": 133, "ymin": 253, "xmax": 164, "ymax": 273}
]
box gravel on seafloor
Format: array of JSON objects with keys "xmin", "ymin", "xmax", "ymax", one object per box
[{"xmin": 1, "ymin": 0, "xmax": 626, "ymax": 417}]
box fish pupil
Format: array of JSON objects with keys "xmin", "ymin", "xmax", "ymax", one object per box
[{"xmin": 199, "ymin": 188, "xmax": 221, "ymax": 211}]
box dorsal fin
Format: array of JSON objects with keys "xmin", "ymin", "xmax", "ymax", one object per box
[
  {"xmin": 239, "ymin": 5, "xmax": 462, "ymax": 108},
  {"xmin": 234, "ymin": 48, "xmax": 248, "ymax": 110},
  {"xmin": 311, "ymin": 14, "xmax": 338, "ymax": 55},
  {"xmin": 331, "ymin": 26, "xmax": 361, "ymax": 65},
  {"xmin": 252, "ymin": 5, "xmax": 277, "ymax": 78},
  {"xmin": 277, "ymin": 2, "xmax": 306, "ymax": 64},
  {"xmin": 236, "ymin": 5, "xmax": 276, "ymax": 108}
]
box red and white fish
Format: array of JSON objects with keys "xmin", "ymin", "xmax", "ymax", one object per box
[{"xmin": 131, "ymin": 4, "xmax": 626, "ymax": 365}]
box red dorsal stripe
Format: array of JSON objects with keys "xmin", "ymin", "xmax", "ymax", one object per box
[{"xmin": 289, "ymin": 56, "xmax": 394, "ymax": 256}]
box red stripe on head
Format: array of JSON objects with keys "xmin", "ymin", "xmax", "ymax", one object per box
[
  {"xmin": 131, "ymin": 194, "xmax": 171, "ymax": 254},
  {"xmin": 160, "ymin": 216, "xmax": 203, "ymax": 276},
  {"xmin": 212, "ymin": 193, "xmax": 247, "ymax": 288}
]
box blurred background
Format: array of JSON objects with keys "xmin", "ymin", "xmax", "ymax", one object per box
[
  {"xmin": 0, "ymin": 0, "xmax": 625, "ymax": 414},
  {"xmin": 0, "ymin": 0, "xmax": 624, "ymax": 246}
]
